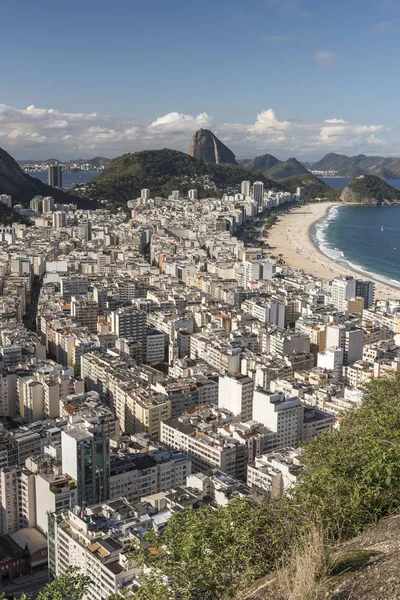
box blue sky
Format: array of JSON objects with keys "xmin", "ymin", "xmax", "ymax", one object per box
[{"xmin": 1, "ymin": 0, "xmax": 400, "ymax": 159}]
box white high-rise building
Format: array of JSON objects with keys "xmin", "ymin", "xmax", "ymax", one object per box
[
  {"xmin": 331, "ymin": 278, "xmax": 356, "ymax": 311},
  {"xmin": 326, "ymin": 324, "xmax": 364, "ymax": 365},
  {"xmin": 252, "ymin": 389, "xmax": 303, "ymax": 448},
  {"xmin": 0, "ymin": 467, "xmax": 36, "ymax": 534},
  {"xmin": 317, "ymin": 347, "xmax": 344, "ymax": 375},
  {"xmin": 110, "ymin": 307, "xmax": 146, "ymax": 347},
  {"xmin": 188, "ymin": 189, "xmax": 198, "ymax": 200},
  {"xmin": 48, "ymin": 500, "xmax": 141, "ymax": 599},
  {"xmin": 52, "ymin": 211, "xmax": 67, "ymax": 229},
  {"xmin": 241, "ymin": 181, "xmax": 251, "ymax": 197},
  {"xmin": 141, "ymin": 188, "xmax": 150, "ymax": 200},
  {"xmin": 218, "ymin": 374, "xmax": 254, "ymax": 421},
  {"xmin": 42, "ymin": 196, "xmax": 55, "ymax": 213}
]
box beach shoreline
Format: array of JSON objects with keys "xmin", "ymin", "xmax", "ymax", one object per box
[{"xmin": 265, "ymin": 202, "xmax": 398, "ymax": 300}]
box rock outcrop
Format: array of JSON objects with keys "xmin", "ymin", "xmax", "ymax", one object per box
[
  {"xmin": 189, "ymin": 129, "xmax": 237, "ymax": 164},
  {"xmin": 238, "ymin": 516, "xmax": 400, "ymax": 600}
]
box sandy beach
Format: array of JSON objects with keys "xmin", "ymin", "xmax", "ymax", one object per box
[{"xmin": 266, "ymin": 202, "xmax": 398, "ymax": 301}]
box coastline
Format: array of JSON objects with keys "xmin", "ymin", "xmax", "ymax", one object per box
[{"xmin": 266, "ymin": 202, "xmax": 398, "ymax": 300}]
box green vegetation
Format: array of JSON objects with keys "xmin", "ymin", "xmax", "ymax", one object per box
[
  {"xmin": 0, "ymin": 568, "xmax": 91, "ymax": 600},
  {"xmin": 329, "ymin": 549, "xmax": 382, "ymax": 577},
  {"xmin": 241, "ymin": 155, "xmax": 309, "ymax": 179},
  {"xmin": 280, "ymin": 173, "xmax": 342, "ymax": 201},
  {"xmin": 85, "ymin": 149, "xmax": 283, "ymax": 202},
  {"xmin": 263, "ymin": 157, "xmax": 309, "ymax": 179},
  {"xmin": 0, "ymin": 204, "xmax": 28, "ymax": 226},
  {"xmin": 130, "ymin": 375, "xmax": 400, "ymax": 599},
  {"xmin": 341, "ymin": 174, "xmax": 400, "ymax": 204}
]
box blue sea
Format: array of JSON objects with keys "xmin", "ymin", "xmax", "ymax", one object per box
[
  {"xmin": 30, "ymin": 171, "xmax": 97, "ymax": 188},
  {"xmin": 311, "ymin": 203, "xmax": 400, "ymax": 289},
  {"xmin": 321, "ymin": 177, "xmax": 400, "ymax": 190}
]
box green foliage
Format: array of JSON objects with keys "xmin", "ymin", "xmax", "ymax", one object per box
[
  {"xmin": 263, "ymin": 157, "xmax": 309, "ymax": 179},
  {"xmin": 86, "ymin": 149, "xmax": 283, "ymax": 202},
  {"xmin": 0, "ymin": 568, "xmax": 91, "ymax": 600},
  {"xmin": 341, "ymin": 174, "xmax": 400, "ymax": 204},
  {"xmin": 133, "ymin": 498, "xmax": 301, "ymax": 600},
  {"xmin": 131, "ymin": 375, "xmax": 400, "ymax": 599},
  {"xmin": 0, "ymin": 204, "xmax": 27, "ymax": 226},
  {"xmin": 280, "ymin": 173, "xmax": 342, "ymax": 201},
  {"xmin": 293, "ymin": 374, "xmax": 400, "ymax": 538}
]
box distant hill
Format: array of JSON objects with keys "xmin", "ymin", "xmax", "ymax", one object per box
[
  {"xmin": 0, "ymin": 147, "xmax": 96, "ymax": 208},
  {"xmin": 280, "ymin": 173, "xmax": 341, "ymax": 201},
  {"xmin": 244, "ymin": 154, "xmax": 280, "ymax": 172},
  {"xmin": 189, "ymin": 129, "xmax": 237, "ymax": 165},
  {"xmin": 311, "ymin": 153, "xmax": 400, "ymax": 178},
  {"xmin": 240, "ymin": 154, "xmax": 310, "ymax": 179},
  {"xmin": 87, "ymin": 148, "xmax": 283, "ymax": 202},
  {"xmin": 265, "ymin": 157, "xmax": 309, "ymax": 179},
  {"xmin": 340, "ymin": 175, "xmax": 400, "ymax": 204}
]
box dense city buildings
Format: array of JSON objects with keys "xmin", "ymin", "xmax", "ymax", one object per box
[{"xmin": 0, "ymin": 177, "xmax": 391, "ymax": 596}]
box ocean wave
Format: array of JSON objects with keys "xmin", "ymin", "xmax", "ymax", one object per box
[{"xmin": 312, "ymin": 206, "xmax": 400, "ymax": 289}]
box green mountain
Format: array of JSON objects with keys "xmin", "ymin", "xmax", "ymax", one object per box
[
  {"xmin": 280, "ymin": 173, "xmax": 342, "ymax": 201},
  {"xmin": 87, "ymin": 148, "xmax": 283, "ymax": 202},
  {"xmin": 241, "ymin": 153, "xmax": 310, "ymax": 179},
  {"xmin": 244, "ymin": 153, "xmax": 280, "ymax": 172},
  {"xmin": 311, "ymin": 152, "xmax": 400, "ymax": 178},
  {"xmin": 340, "ymin": 175, "xmax": 400, "ymax": 204},
  {"xmin": 265, "ymin": 157, "xmax": 309, "ymax": 179}
]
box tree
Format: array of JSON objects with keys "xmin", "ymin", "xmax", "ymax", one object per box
[
  {"xmin": 0, "ymin": 568, "xmax": 91, "ymax": 600},
  {"xmin": 292, "ymin": 373, "xmax": 400, "ymax": 538},
  {"xmin": 132, "ymin": 498, "xmax": 299, "ymax": 600}
]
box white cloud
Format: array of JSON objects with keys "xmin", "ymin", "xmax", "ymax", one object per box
[
  {"xmin": 0, "ymin": 101, "xmax": 394, "ymax": 159},
  {"xmin": 319, "ymin": 122, "xmax": 388, "ymax": 148},
  {"xmin": 314, "ymin": 51, "xmax": 337, "ymax": 68},
  {"xmin": 149, "ymin": 112, "xmax": 212, "ymax": 132},
  {"xmin": 248, "ymin": 109, "xmax": 290, "ymax": 140},
  {"xmin": 324, "ymin": 118, "xmax": 348, "ymax": 124}
]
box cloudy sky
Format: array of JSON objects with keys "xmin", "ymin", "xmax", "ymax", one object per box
[{"xmin": 1, "ymin": 0, "xmax": 400, "ymax": 160}]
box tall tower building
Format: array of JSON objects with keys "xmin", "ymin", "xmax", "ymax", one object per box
[
  {"xmin": 48, "ymin": 165, "xmax": 63, "ymax": 188},
  {"xmin": 141, "ymin": 188, "xmax": 150, "ymax": 201},
  {"xmin": 188, "ymin": 189, "xmax": 198, "ymax": 200},
  {"xmin": 52, "ymin": 211, "xmax": 67, "ymax": 229},
  {"xmin": 110, "ymin": 307, "xmax": 146, "ymax": 348},
  {"xmin": 355, "ymin": 280, "xmax": 375, "ymax": 308},
  {"xmin": 253, "ymin": 181, "xmax": 264, "ymax": 208},
  {"xmin": 61, "ymin": 429, "xmax": 110, "ymax": 507},
  {"xmin": 42, "ymin": 196, "xmax": 55, "ymax": 213},
  {"xmin": 77, "ymin": 221, "xmax": 92, "ymax": 241},
  {"xmin": 30, "ymin": 196, "xmax": 42, "ymax": 212},
  {"xmin": 241, "ymin": 180, "xmax": 251, "ymax": 197}
]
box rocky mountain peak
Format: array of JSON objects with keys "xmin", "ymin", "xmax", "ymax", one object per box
[{"xmin": 189, "ymin": 129, "xmax": 237, "ymax": 165}]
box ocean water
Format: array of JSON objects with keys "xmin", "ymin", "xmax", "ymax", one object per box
[
  {"xmin": 29, "ymin": 171, "xmax": 97, "ymax": 188},
  {"xmin": 312, "ymin": 204, "xmax": 400, "ymax": 289},
  {"xmin": 321, "ymin": 178, "xmax": 400, "ymax": 190}
]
